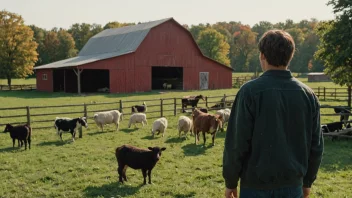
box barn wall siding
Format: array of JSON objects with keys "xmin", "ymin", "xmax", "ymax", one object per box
[{"xmin": 36, "ymin": 69, "xmax": 53, "ymax": 92}]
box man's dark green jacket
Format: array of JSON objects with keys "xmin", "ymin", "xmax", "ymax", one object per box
[{"xmin": 223, "ymin": 70, "xmax": 324, "ymax": 189}]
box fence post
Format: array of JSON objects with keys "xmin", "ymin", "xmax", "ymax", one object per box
[
  {"xmin": 160, "ymin": 99, "xmax": 164, "ymax": 117},
  {"xmin": 26, "ymin": 106, "xmax": 31, "ymax": 126},
  {"xmin": 173, "ymin": 98, "xmax": 177, "ymax": 116},
  {"xmin": 318, "ymin": 87, "xmax": 320, "ymax": 98},
  {"xmin": 335, "ymin": 88, "xmax": 337, "ymax": 100},
  {"xmin": 119, "ymin": 100, "xmax": 123, "ymax": 113},
  {"xmin": 223, "ymin": 94, "xmax": 227, "ymax": 107},
  {"xmin": 205, "ymin": 96, "xmax": 208, "ymax": 108},
  {"xmin": 323, "ymin": 87, "xmax": 326, "ymax": 101},
  {"xmin": 79, "ymin": 103, "xmax": 87, "ymax": 138}
]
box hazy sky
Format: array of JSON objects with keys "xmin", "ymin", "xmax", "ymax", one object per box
[{"xmin": 1, "ymin": 0, "xmax": 335, "ymax": 30}]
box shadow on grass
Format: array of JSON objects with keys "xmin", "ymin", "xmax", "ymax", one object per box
[
  {"xmin": 141, "ymin": 135, "xmax": 159, "ymax": 140},
  {"xmin": 216, "ymin": 131, "xmax": 227, "ymax": 138},
  {"xmin": 320, "ymin": 139, "xmax": 352, "ymax": 172},
  {"xmin": 87, "ymin": 131, "xmax": 108, "ymax": 136},
  {"xmin": 36, "ymin": 140, "xmax": 66, "ymax": 147},
  {"xmin": 120, "ymin": 128, "xmax": 139, "ymax": 133},
  {"xmin": 84, "ymin": 182, "xmax": 143, "ymax": 198},
  {"xmin": 181, "ymin": 143, "xmax": 211, "ymax": 156},
  {"xmin": 173, "ymin": 192, "xmax": 197, "ymax": 198},
  {"xmin": 0, "ymin": 146, "xmax": 23, "ymax": 153},
  {"xmin": 165, "ymin": 137, "xmax": 185, "ymax": 144}
]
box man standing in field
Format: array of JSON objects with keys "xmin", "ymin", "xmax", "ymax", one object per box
[{"xmin": 222, "ymin": 30, "xmax": 324, "ymax": 198}]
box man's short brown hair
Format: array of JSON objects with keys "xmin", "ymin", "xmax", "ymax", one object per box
[{"xmin": 258, "ymin": 30, "xmax": 295, "ymax": 67}]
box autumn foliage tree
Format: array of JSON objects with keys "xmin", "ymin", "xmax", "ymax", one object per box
[
  {"xmin": 0, "ymin": 10, "xmax": 38, "ymax": 88},
  {"xmin": 197, "ymin": 28, "xmax": 230, "ymax": 66}
]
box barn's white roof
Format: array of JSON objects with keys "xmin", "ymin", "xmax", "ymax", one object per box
[{"xmin": 34, "ymin": 18, "xmax": 172, "ymax": 70}]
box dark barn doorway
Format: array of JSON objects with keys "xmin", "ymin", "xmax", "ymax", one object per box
[
  {"xmin": 81, "ymin": 69, "xmax": 110, "ymax": 93},
  {"xmin": 152, "ymin": 67, "xmax": 183, "ymax": 90},
  {"xmin": 53, "ymin": 69, "xmax": 65, "ymax": 92}
]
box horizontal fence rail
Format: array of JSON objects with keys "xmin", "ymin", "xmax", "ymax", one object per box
[
  {"xmin": 0, "ymin": 84, "xmax": 36, "ymax": 91},
  {"xmin": 0, "ymin": 88, "xmax": 351, "ymax": 136}
]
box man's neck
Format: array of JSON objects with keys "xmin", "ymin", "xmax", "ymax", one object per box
[{"xmin": 265, "ymin": 65, "xmax": 288, "ymax": 71}]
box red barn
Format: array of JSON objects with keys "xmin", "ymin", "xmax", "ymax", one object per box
[{"xmin": 34, "ymin": 18, "xmax": 233, "ymax": 94}]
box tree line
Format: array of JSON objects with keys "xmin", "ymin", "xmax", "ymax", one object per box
[{"xmin": 0, "ymin": 0, "xmax": 351, "ymax": 91}]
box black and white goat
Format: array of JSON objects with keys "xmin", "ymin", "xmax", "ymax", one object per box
[
  {"xmin": 115, "ymin": 144, "xmax": 166, "ymax": 185},
  {"xmin": 3, "ymin": 124, "xmax": 32, "ymax": 150},
  {"xmin": 131, "ymin": 102, "xmax": 147, "ymax": 113},
  {"xmin": 54, "ymin": 117, "xmax": 88, "ymax": 142}
]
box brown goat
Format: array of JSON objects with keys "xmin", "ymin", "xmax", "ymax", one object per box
[{"xmin": 192, "ymin": 108, "xmax": 222, "ymax": 146}]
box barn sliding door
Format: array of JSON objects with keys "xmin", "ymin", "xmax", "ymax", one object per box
[{"xmin": 199, "ymin": 72, "xmax": 209, "ymax": 90}]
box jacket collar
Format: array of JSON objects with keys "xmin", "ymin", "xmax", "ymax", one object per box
[{"xmin": 261, "ymin": 69, "xmax": 293, "ymax": 78}]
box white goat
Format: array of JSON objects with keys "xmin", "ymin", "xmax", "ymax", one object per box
[
  {"xmin": 177, "ymin": 116, "xmax": 193, "ymax": 138},
  {"xmin": 216, "ymin": 109, "xmax": 231, "ymax": 131},
  {"xmin": 128, "ymin": 113, "xmax": 148, "ymax": 128},
  {"xmin": 93, "ymin": 110, "xmax": 122, "ymax": 132},
  {"xmin": 151, "ymin": 117, "xmax": 168, "ymax": 138}
]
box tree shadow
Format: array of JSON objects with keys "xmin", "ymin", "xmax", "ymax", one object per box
[
  {"xmin": 319, "ymin": 139, "xmax": 352, "ymax": 172},
  {"xmin": 181, "ymin": 143, "xmax": 210, "ymax": 156},
  {"xmin": 36, "ymin": 140, "xmax": 66, "ymax": 147},
  {"xmin": 83, "ymin": 182, "xmax": 143, "ymax": 198},
  {"xmin": 120, "ymin": 128, "xmax": 139, "ymax": 133},
  {"xmin": 141, "ymin": 135, "xmax": 160, "ymax": 140}
]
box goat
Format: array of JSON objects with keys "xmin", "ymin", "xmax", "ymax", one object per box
[
  {"xmin": 131, "ymin": 102, "xmax": 147, "ymax": 113},
  {"xmin": 115, "ymin": 145, "xmax": 166, "ymax": 185},
  {"xmin": 3, "ymin": 124, "xmax": 31, "ymax": 150},
  {"xmin": 192, "ymin": 108, "xmax": 222, "ymax": 146},
  {"xmin": 181, "ymin": 95, "xmax": 205, "ymax": 113},
  {"xmin": 54, "ymin": 117, "xmax": 88, "ymax": 142}
]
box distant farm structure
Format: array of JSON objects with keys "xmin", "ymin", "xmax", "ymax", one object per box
[{"xmin": 308, "ymin": 72, "xmax": 331, "ymax": 82}]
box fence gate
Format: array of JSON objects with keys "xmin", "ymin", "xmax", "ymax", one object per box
[{"xmin": 199, "ymin": 72, "xmax": 209, "ymax": 90}]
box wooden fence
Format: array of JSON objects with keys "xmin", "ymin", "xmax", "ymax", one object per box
[
  {"xmin": 0, "ymin": 94, "xmax": 235, "ymax": 134},
  {"xmin": 312, "ymin": 87, "xmax": 349, "ymax": 101},
  {"xmin": 0, "ymin": 84, "xmax": 36, "ymax": 91},
  {"xmin": 232, "ymin": 76, "xmax": 254, "ymax": 87}
]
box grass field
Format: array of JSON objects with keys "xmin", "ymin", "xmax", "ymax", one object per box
[
  {"xmin": 0, "ymin": 78, "xmax": 36, "ymax": 85},
  {"xmin": 0, "ymin": 81, "xmax": 351, "ymax": 197}
]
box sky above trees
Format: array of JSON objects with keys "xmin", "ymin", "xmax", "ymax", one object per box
[{"xmin": 2, "ymin": 0, "xmax": 335, "ymax": 30}]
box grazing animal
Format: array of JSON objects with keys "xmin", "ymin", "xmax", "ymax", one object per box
[
  {"xmin": 54, "ymin": 117, "xmax": 88, "ymax": 142},
  {"xmin": 93, "ymin": 110, "xmax": 123, "ymax": 132},
  {"xmin": 334, "ymin": 107, "xmax": 350, "ymax": 123},
  {"xmin": 131, "ymin": 102, "xmax": 147, "ymax": 113},
  {"xmin": 3, "ymin": 124, "xmax": 31, "ymax": 150},
  {"xmin": 181, "ymin": 95, "xmax": 205, "ymax": 113},
  {"xmin": 162, "ymin": 83, "xmax": 172, "ymax": 90},
  {"xmin": 321, "ymin": 125, "xmax": 330, "ymax": 133},
  {"xmin": 177, "ymin": 116, "xmax": 193, "ymax": 138},
  {"xmin": 115, "ymin": 145, "xmax": 166, "ymax": 185},
  {"xmin": 216, "ymin": 109, "xmax": 231, "ymax": 131},
  {"xmin": 210, "ymin": 103, "xmax": 221, "ymax": 109},
  {"xmin": 323, "ymin": 121, "xmax": 344, "ymax": 133},
  {"xmin": 128, "ymin": 113, "xmax": 148, "ymax": 128},
  {"xmin": 151, "ymin": 117, "xmax": 168, "ymax": 138},
  {"xmin": 192, "ymin": 108, "xmax": 223, "ymax": 146}
]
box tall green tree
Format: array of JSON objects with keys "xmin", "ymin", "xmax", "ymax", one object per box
[
  {"xmin": 252, "ymin": 21, "xmax": 274, "ymax": 42},
  {"xmin": 103, "ymin": 22, "xmax": 134, "ymax": 30},
  {"xmin": 43, "ymin": 31, "xmax": 60, "ymax": 63},
  {"xmin": 0, "ymin": 10, "xmax": 38, "ymax": 88},
  {"xmin": 29, "ymin": 25, "xmax": 47, "ymax": 66},
  {"xmin": 315, "ymin": 0, "xmax": 352, "ymax": 106},
  {"xmin": 57, "ymin": 30, "xmax": 77, "ymax": 60},
  {"xmin": 197, "ymin": 28, "xmax": 230, "ymax": 66},
  {"xmin": 68, "ymin": 23, "xmax": 93, "ymax": 51}
]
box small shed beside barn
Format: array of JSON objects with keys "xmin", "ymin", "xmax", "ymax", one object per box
[
  {"xmin": 34, "ymin": 18, "xmax": 233, "ymax": 94},
  {"xmin": 307, "ymin": 72, "xmax": 331, "ymax": 82}
]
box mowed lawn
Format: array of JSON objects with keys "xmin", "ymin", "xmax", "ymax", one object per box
[{"xmin": 0, "ymin": 83, "xmax": 351, "ymax": 197}]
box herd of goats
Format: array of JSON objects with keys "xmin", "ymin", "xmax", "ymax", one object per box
[
  {"xmin": 5, "ymin": 95, "xmax": 350, "ymax": 185},
  {"xmin": 2, "ymin": 94, "xmax": 233, "ymax": 185}
]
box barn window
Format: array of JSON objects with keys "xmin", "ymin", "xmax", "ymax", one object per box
[{"xmin": 42, "ymin": 73, "xmax": 47, "ymax": 80}]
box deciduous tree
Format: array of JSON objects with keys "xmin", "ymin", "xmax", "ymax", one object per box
[{"xmin": 0, "ymin": 10, "xmax": 38, "ymax": 88}]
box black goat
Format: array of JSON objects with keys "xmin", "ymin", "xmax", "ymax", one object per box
[
  {"xmin": 181, "ymin": 95, "xmax": 205, "ymax": 113},
  {"xmin": 131, "ymin": 102, "xmax": 147, "ymax": 113},
  {"xmin": 323, "ymin": 121, "xmax": 344, "ymax": 133},
  {"xmin": 115, "ymin": 144, "xmax": 166, "ymax": 185},
  {"xmin": 4, "ymin": 124, "xmax": 32, "ymax": 150},
  {"xmin": 54, "ymin": 117, "xmax": 88, "ymax": 142}
]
